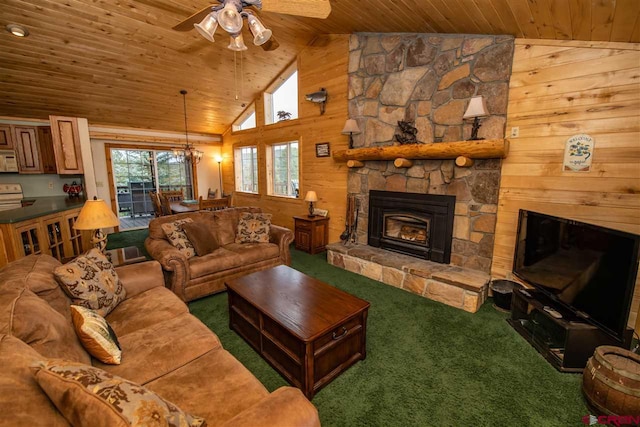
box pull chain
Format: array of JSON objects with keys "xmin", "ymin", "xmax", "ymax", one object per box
[{"xmin": 234, "ymin": 51, "xmax": 239, "ymax": 100}]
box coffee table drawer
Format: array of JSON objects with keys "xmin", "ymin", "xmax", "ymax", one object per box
[{"xmin": 313, "ymin": 315, "xmax": 365, "ymax": 383}]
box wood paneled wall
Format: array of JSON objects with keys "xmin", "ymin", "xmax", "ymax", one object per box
[
  {"xmin": 492, "ymin": 39, "xmax": 640, "ymax": 329},
  {"xmin": 221, "ymin": 35, "xmax": 350, "ymax": 242}
]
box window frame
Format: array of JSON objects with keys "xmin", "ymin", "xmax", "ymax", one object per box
[
  {"xmin": 233, "ymin": 145, "xmax": 259, "ymax": 195},
  {"xmin": 232, "ymin": 103, "xmax": 256, "ymax": 132},
  {"xmin": 266, "ymin": 140, "xmax": 299, "ymax": 199},
  {"xmin": 263, "ymin": 62, "xmax": 299, "ymax": 126}
]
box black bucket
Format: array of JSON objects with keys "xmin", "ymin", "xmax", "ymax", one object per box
[{"xmin": 490, "ymin": 279, "xmax": 522, "ymax": 311}]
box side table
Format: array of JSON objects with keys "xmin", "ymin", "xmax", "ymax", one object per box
[{"xmin": 294, "ymin": 215, "xmax": 329, "ymax": 255}]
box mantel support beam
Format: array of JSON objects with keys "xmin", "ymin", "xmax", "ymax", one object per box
[{"xmin": 333, "ymin": 139, "xmax": 508, "ymax": 162}]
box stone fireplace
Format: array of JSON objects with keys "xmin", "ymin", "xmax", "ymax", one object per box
[
  {"xmin": 327, "ymin": 33, "xmax": 514, "ymax": 313},
  {"xmin": 368, "ymin": 191, "xmax": 455, "ymax": 263}
]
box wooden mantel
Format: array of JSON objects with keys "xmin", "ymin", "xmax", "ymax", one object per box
[{"xmin": 333, "ymin": 139, "xmax": 508, "ymax": 163}]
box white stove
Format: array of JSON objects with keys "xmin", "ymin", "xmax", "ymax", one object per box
[{"xmin": 0, "ymin": 184, "xmax": 24, "ymax": 211}]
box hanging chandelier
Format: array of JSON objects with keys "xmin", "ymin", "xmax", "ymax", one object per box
[
  {"xmin": 193, "ymin": 0, "xmax": 272, "ymax": 51},
  {"xmin": 173, "ymin": 90, "xmax": 203, "ymax": 164}
]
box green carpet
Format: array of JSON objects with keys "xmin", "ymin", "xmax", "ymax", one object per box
[
  {"xmin": 109, "ymin": 229, "xmax": 589, "ymax": 426},
  {"xmin": 106, "ymin": 229, "xmax": 151, "ymax": 258}
]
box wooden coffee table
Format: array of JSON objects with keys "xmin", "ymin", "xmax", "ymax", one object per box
[{"xmin": 226, "ymin": 265, "xmax": 370, "ymax": 399}]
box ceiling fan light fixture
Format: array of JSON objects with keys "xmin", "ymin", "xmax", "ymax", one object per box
[
  {"xmin": 228, "ymin": 33, "xmax": 248, "ymax": 51},
  {"xmin": 218, "ymin": 2, "xmax": 243, "ymax": 34},
  {"xmin": 246, "ymin": 14, "xmax": 271, "ymax": 46},
  {"xmin": 194, "ymin": 12, "xmax": 218, "ymax": 42}
]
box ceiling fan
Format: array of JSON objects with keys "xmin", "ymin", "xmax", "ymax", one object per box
[{"xmin": 173, "ymin": 0, "xmax": 331, "ymax": 52}]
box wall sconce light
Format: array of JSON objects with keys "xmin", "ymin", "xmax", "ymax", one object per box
[
  {"xmin": 463, "ymin": 96, "xmax": 489, "ymax": 141},
  {"xmin": 341, "ymin": 119, "xmax": 361, "ymax": 149},
  {"xmin": 304, "ymin": 191, "xmax": 318, "ymax": 217}
]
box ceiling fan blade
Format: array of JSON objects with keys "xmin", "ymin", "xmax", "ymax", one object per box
[
  {"xmin": 261, "ymin": 35, "xmax": 280, "ymax": 51},
  {"xmin": 261, "ymin": 0, "xmax": 331, "ymax": 19},
  {"xmin": 172, "ymin": 5, "xmax": 216, "ymax": 31}
]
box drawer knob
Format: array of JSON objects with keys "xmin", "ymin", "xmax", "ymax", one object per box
[{"xmin": 332, "ymin": 327, "xmax": 348, "ymax": 340}]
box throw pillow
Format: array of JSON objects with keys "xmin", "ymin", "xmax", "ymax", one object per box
[
  {"xmin": 161, "ymin": 218, "xmax": 196, "ymax": 259},
  {"xmin": 181, "ymin": 221, "xmax": 219, "ymax": 256},
  {"xmin": 32, "ymin": 360, "xmax": 207, "ymax": 427},
  {"xmin": 235, "ymin": 212, "xmax": 272, "ymax": 244},
  {"xmin": 54, "ymin": 249, "xmax": 126, "ymax": 317},
  {"xmin": 70, "ymin": 305, "xmax": 122, "ymax": 365}
]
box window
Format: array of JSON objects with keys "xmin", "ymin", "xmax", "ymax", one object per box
[
  {"xmin": 111, "ymin": 148, "xmax": 193, "ymax": 228},
  {"xmin": 264, "ymin": 69, "xmax": 298, "ymax": 125},
  {"xmin": 232, "ymin": 104, "xmax": 256, "ymax": 131},
  {"xmin": 234, "ymin": 146, "xmax": 258, "ymax": 193},
  {"xmin": 267, "ymin": 141, "xmax": 299, "ymax": 198}
]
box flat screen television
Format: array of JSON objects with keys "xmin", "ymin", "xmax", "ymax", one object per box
[{"xmin": 513, "ymin": 210, "xmax": 640, "ymax": 341}]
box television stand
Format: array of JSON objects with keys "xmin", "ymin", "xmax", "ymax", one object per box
[{"xmin": 508, "ymin": 288, "xmax": 633, "ymax": 372}]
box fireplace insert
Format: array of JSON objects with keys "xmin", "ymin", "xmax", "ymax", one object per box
[{"xmin": 368, "ymin": 191, "xmax": 455, "ymax": 263}]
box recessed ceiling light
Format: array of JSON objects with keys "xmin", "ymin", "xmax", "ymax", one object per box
[{"xmin": 6, "ymin": 24, "xmax": 29, "ymax": 38}]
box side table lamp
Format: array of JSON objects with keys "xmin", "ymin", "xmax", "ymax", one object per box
[
  {"xmin": 304, "ymin": 191, "xmax": 318, "ymax": 217},
  {"xmin": 74, "ymin": 197, "xmax": 120, "ymax": 254}
]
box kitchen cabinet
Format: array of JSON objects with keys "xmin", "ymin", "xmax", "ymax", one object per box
[
  {"xmin": 37, "ymin": 126, "xmax": 58, "ymax": 174},
  {"xmin": 50, "ymin": 115, "xmax": 84, "ymax": 174},
  {"xmin": 0, "ymin": 206, "xmax": 89, "ymax": 267},
  {"xmin": 0, "ymin": 125, "xmax": 13, "ymax": 149},
  {"xmin": 13, "ymin": 126, "xmax": 42, "ymax": 174}
]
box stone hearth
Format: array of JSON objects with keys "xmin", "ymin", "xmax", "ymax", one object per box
[{"xmin": 327, "ymin": 243, "xmax": 489, "ymax": 313}]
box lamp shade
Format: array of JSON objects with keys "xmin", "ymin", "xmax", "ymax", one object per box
[
  {"xmin": 194, "ymin": 13, "xmax": 218, "ymax": 42},
  {"xmin": 304, "ymin": 191, "xmax": 318, "ymax": 202},
  {"xmin": 228, "ymin": 33, "xmax": 248, "ymax": 51},
  {"xmin": 73, "ymin": 199, "xmax": 120, "ymax": 231},
  {"xmin": 341, "ymin": 119, "xmax": 361, "ymax": 135},
  {"xmin": 463, "ymin": 96, "xmax": 488, "ymax": 119},
  {"xmin": 247, "ymin": 14, "xmax": 272, "ymax": 46},
  {"xmin": 217, "ymin": 2, "xmax": 243, "ymax": 34}
]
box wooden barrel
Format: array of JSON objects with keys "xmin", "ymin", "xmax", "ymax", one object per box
[{"xmin": 582, "ymin": 346, "xmax": 640, "ymax": 415}]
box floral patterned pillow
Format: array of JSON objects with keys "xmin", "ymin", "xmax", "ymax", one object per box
[
  {"xmin": 161, "ymin": 218, "xmax": 196, "ymax": 258},
  {"xmin": 54, "ymin": 249, "xmax": 126, "ymax": 317},
  {"xmin": 235, "ymin": 212, "xmax": 272, "ymax": 243},
  {"xmin": 32, "ymin": 360, "xmax": 207, "ymax": 427}
]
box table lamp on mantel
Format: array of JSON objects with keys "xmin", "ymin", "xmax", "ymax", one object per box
[
  {"xmin": 463, "ymin": 96, "xmax": 489, "ymax": 141},
  {"xmin": 73, "ymin": 197, "xmax": 120, "ymax": 254},
  {"xmin": 304, "ymin": 191, "xmax": 318, "ymax": 217}
]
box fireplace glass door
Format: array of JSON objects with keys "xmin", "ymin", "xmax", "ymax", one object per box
[{"xmin": 384, "ymin": 214, "xmax": 430, "ymax": 248}]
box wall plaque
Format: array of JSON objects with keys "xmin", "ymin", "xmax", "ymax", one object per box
[{"xmin": 563, "ymin": 134, "xmax": 595, "ymax": 172}]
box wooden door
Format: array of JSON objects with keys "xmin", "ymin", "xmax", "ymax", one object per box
[
  {"xmin": 0, "ymin": 125, "xmax": 13, "ymax": 149},
  {"xmin": 13, "ymin": 126, "xmax": 42, "ymax": 174},
  {"xmin": 50, "ymin": 115, "xmax": 83, "ymax": 174},
  {"xmin": 37, "ymin": 126, "xmax": 58, "ymax": 174}
]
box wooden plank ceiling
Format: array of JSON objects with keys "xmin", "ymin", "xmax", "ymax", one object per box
[{"xmin": 1, "ymin": 0, "xmax": 639, "ymax": 135}]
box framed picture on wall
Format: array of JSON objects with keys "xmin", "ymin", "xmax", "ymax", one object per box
[{"xmin": 315, "ymin": 142, "xmax": 330, "ymax": 157}]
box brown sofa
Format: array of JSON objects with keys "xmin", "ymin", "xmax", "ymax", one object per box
[
  {"xmin": 0, "ymin": 255, "xmax": 320, "ymax": 426},
  {"xmin": 145, "ymin": 207, "xmax": 294, "ymax": 302}
]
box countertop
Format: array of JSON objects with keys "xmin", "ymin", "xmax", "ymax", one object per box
[{"xmin": 0, "ymin": 196, "xmax": 85, "ymax": 224}]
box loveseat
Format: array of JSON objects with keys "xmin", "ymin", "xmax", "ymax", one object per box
[
  {"xmin": 145, "ymin": 207, "xmax": 294, "ymax": 302},
  {"xmin": 0, "ymin": 254, "xmax": 320, "ymax": 426}
]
